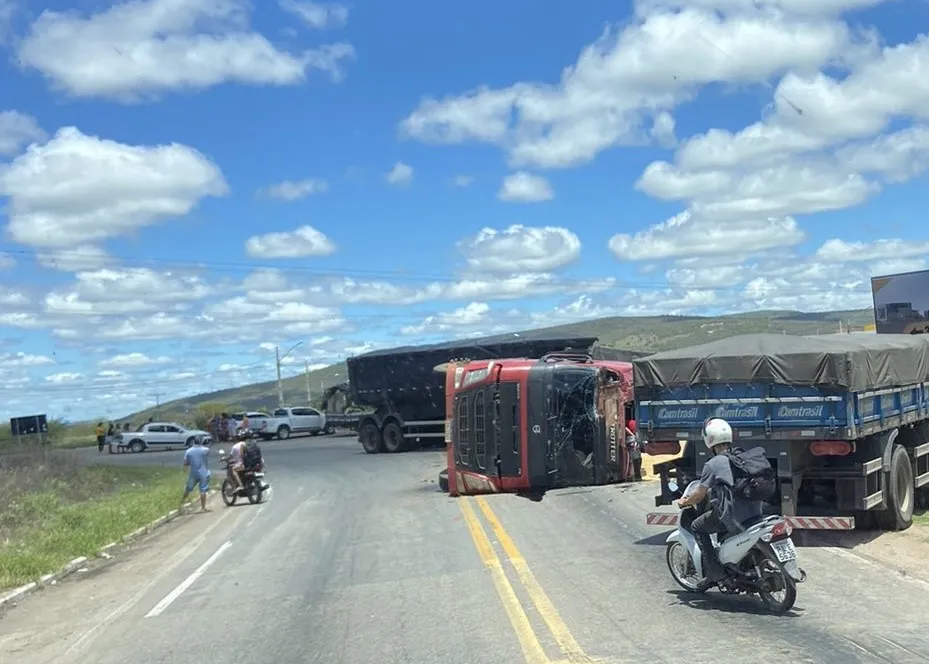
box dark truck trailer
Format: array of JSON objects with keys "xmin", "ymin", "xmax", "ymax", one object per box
[
  {"xmin": 349, "ymin": 334, "xmax": 624, "ymax": 454},
  {"xmin": 638, "ymin": 333, "xmax": 929, "ymax": 532}
]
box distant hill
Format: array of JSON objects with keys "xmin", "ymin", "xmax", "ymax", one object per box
[{"xmin": 120, "ymin": 308, "xmax": 874, "ymax": 424}]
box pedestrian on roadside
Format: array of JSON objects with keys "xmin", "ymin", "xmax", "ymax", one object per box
[
  {"xmin": 225, "ymin": 413, "xmax": 237, "ymax": 442},
  {"xmin": 627, "ymin": 419, "xmax": 643, "ymax": 481},
  {"xmin": 179, "ymin": 438, "xmax": 212, "ymax": 513},
  {"xmin": 95, "ymin": 421, "xmax": 106, "ymax": 453}
]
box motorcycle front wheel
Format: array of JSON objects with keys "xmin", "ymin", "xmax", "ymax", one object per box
[
  {"xmin": 666, "ymin": 541, "xmax": 711, "ymax": 593},
  {"xmin": 221, "ymin": 480, "xmax": 237, "ymax": 507},
  {"xmin": 756, "ymin": 547, "xmax": 798, "ymax": 614}
]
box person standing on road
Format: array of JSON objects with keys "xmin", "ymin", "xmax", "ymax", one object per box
[
  {"xmin": 626, "ymin": 418, "xmax": 642, "ymax": 481},
  {"xmin": 95, "ymin": 422, "xmax": 106, "ymax": 453},
  {"xmin": 180, "ymin": 439, "xmax": 212, "ymax": 513},
  {"xmin": 225, "ymin": 414, "xmax": 237, "ymax": 442}
]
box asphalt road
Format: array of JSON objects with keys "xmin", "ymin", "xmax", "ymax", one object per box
[{"xmin": 5, "ymin": 436, "xmax": 929, "ymax": 664}]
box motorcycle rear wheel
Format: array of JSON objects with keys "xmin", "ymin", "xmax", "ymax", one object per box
[
  {"xmin": 756, "ymin": 547, "xmax": 797, "ymax": 614},
  {"xmin": 248, "ymin": 483, "xmax": 262, "ymax": 504},
  {"xmin": 666, "ymin": 541, "xmax": 711, "ymax": 593},
  {"xmin": 221, "ymin": 480, "xmax": 237, "ymax": 507}
]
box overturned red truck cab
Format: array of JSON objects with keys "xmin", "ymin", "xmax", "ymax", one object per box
[{"xmin": 443, "ymin": 352, "xmax": 638, "ymax": 497}]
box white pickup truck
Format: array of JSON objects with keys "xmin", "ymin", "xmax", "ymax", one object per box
[
  {"xmin": 120, "ymin": 422, "xmax": 213, "ymax": 453},
  {"xmin": 253, "ymin": 407, "xmax": 330, "ymax": 440}
]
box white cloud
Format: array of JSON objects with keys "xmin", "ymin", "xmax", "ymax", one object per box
[
  {"xmin": 0, "ymin": 352, "xmax": 55, "ymax": 367},
  {"xmin": 45, "ymin": 372, "xmax": 83, "ymax": 384},
  {"xmin": 497, "ymin": 172, "xmax": 554, "ymax": 202},
  {"xmin": 245, "ymin": 225, "xmax": 337, "ymax": 258},
  {"xmin": 279, "ymin": 0, "xmax": 349, "ymax": 29},
  {"xmin": 401, "ymin": 302, "xmax": 495, "ymax": 335},
  {"xmin": 0, "ymin": 127, "xmax": 228, "ymax": 249},
  {"xmin": 400, "ymin": 6, "xmax": 860, "ymax": 168},
  {"xmin": 452, "ymin": 174, "xmax": 474, "ymax": 187},
  {"xmin": 385, "ymin": 161, "xmax": 413, "ymax": 186},
  {"xmin": 609, "ymin": 212, "xmax": 805, "ymax": 262},
  {"xmin": 815, "ymin": 238, "xmax": 929, "ymax": 263},
  {"xmin": 16, "ymin": 0, "xmax": 356, "ymax": 101},
  {"xmin": 259, "ymin": 178, "xmax": 329, "ymax": 200},
  {"xmin": 650, "ymin": 111, "xmax": 677, "ymax": 148},
  {"xmin": 99, "ymin": 352, "xmax": 174, "ymax": 368},
  {"xmin": 459, "ymin": 225, "xmax": 581, "ymax": 273},
  {"xmin": 0, "ymin": 111, "xmax": 46, "ymax": 156},
  {"xmin": 37, "ymin": 245, "xmax": 113, "ymax": 272}
]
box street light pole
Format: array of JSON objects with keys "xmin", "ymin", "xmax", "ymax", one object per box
[
  {"xmin": 305, "ymin": 360, "xmax": 312, "ymax": 406},
  {"xmin": 275, "ymin": 341, "xmax": 304, "ymax": 408}
]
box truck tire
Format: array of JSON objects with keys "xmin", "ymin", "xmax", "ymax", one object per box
[
  {"xmin": 877, "ymin": 445, "xmax": 914, "ymax": 531},
  {"xmin": 277, "ymin": 425, "xmax": 291, "ymax": 440},
  {"xmin": 360, "ymin": 423, "xmax": 383, "ymax": 454},
  {"xmin": 382, "ymin": 422, "xmax": 406, "ymax": 453}
]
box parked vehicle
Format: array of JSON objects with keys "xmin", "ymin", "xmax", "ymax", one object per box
[
  {"xmin": 350, "ymin": 333, "xmax": 647, "ymax": 455},
  {"xmin": 665, "ymin": 479, "xmax": 805, "ymax": 614},
  {"xmin": 641, "ymin": 333, "xmax": 929, "ymax": 532},
  {"xmin": 255, "ymin": 407, "xmax": 328, "ymax": 440},
  {"xmin": 119, "ymin": 422, "xmax": 212, "ymax": 453}
]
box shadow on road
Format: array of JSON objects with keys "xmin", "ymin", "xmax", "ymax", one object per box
[{"xmin": 666, "ymin": 589, "xmax": 803, "ymax": 618}]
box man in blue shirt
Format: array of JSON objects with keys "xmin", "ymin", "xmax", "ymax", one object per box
[{"xmin": 180, "ymin": 439, "xmax": 212, "ymax": 513}]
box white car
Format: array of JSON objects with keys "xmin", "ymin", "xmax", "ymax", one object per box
[
  {"xmin": 258, "ymin": 407, "xmax": 329, "ymax": 440},
  {"xmin": 120, "ymin": 422, "xmax": 212, "ymax": 453}
]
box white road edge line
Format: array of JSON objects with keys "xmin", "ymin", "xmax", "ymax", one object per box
[{"xmin": 145, "ymin": 541, "xmax": 233, "ymax": 618}]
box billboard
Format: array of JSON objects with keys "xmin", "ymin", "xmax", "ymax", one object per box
[
  {"xmin": 872, "ymin": 269, "xmax": 929, "ymax": 334},
  {"xmin": 10, "ymin": 414, "xmax": 49, "ymax": 437}
]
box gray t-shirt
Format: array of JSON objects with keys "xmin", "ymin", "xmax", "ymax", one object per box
[{"xmin": 699, "ymin": 453, "xmax": 763, "ymax": 528}]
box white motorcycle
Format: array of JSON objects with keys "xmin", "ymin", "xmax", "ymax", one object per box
[{"xmin": 665, "ymin": 479, "xmax": 806, "ymax": 614}]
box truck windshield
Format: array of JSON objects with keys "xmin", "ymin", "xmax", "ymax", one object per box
[{"xmin": 547, "ymin": 366, "xmax": 598, "ymax": 464}]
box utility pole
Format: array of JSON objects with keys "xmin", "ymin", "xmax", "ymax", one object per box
[
  {"xmin": 275, "ymin": 341, "xmax": 305, "ymax": 409},
  {"xmin": 275, "ymin": 346, "xmax": 284, "ymax": 409},
  {"xmin": 305, "ymin": 360, "xmax": 312, "ymax": 406},
  {"xmin": 150, "ymin": 392, "xmax": 165, "ymax": 418}
]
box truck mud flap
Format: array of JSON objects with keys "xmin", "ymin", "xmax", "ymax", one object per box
[{"xmin": 645, "ymin": 513, "xmax": 855, "ymax": 530}]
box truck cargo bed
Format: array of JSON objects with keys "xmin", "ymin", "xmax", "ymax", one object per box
[{"xmin": 636, "ymin": 381, "xmax": 929, "ymax": 442}]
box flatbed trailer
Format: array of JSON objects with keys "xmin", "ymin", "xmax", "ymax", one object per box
[{"xmin": 637, "ymin": 333, "xmax": 929, "ymax": 531}]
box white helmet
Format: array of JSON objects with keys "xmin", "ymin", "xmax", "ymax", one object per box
[{"xmin": 703, "ymin": 418, "xmax": 733, "ymax": 451}]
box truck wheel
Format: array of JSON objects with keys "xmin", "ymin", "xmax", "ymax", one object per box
[
  {"xmin": 438, "ymin": 468, "xmax": 449, "ymax": 493},
  {"xmin": 277, "ymin": 425, "xmax": 291, "ymax": 440},
  {"xmin": 359, "ymin": 423, "xmax": 383, "ymax": 454},
  {"xmin": 877, "ymin": 445, "xmax": 915, "ymax": 531},
  {"xmin": 382, "ymin": 422, "xmax": 406, "ymax": 453}
]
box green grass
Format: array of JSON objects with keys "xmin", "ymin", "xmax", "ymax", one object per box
[{"xmin": 0, "ymin": 448, "xmax": 189, "ymax": 590}]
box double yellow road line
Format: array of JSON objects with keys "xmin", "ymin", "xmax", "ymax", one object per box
[{"xmin": 459, "ymin": 496, "xmax": 603, "ymax": 664}]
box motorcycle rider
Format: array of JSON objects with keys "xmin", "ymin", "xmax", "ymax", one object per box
[
  {"xmin": 676, "ymin": 417, "xmax": 764, "ymax": 582},
  {"xmin": 227, "ymin": 437, "xmax": 247, "ymax": 492}
]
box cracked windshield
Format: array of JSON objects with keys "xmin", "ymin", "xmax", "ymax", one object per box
[{"xmin": 3, "ymin": 0, "xmax": 929, "ymax": 662}]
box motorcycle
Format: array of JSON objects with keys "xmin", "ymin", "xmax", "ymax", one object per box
[
  {"xmin": 217, "ymin": 449, "xmax": 269, "ymax": 506},
  {"xmin": 665, "ymin": 479, "xmax": 806, "ymax": 614}
]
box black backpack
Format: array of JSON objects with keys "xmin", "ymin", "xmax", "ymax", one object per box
[
  {"xmin": 243, "ymin": 440, "xmax": 262, "ymax": 469},
  {"xmin": 724, "ymin": 446, "xmax": 776, "ymax": 502}
]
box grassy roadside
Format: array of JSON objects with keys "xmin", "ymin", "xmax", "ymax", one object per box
[{"xmin": 0, "ymin": 447, "xmax": 190, "ymax": 590}]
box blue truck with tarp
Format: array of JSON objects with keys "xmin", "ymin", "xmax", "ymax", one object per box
[{"xmin": 639, "ymin": 333, "xmax": 929, "ymax": 531}]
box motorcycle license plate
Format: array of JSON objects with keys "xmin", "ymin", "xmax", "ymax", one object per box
[{"xmin": 772, "ymin": 538, "xmax": 797, "ymax": 562}]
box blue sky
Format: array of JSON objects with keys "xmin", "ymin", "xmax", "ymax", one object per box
[{"xmin": 0, "ymin": 0, "xmax": 928, "ymax": 421}]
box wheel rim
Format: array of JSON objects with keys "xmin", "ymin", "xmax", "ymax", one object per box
[
  {"xmin": 896, "ymin": 459, "xmax": 914, "ymax": 516},
  {"xmin": 758, "ymin": 559, "xmax": 792, "ymax": 610},
  {"xmin": 385, "ymin": 427, "xmax": 401, "ymax": 452},
  {"xmin": 668, "ymin": 542, "xmax": 703, "ymax": 590}
]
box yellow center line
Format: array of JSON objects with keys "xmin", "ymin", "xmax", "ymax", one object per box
[
  {"xmin": 475, "ymin": 496, "xmax": 595, "ymax": 664},
  {"xmin": 458, "ymin": 498, "xmax": 550, "ymax": 664}
]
